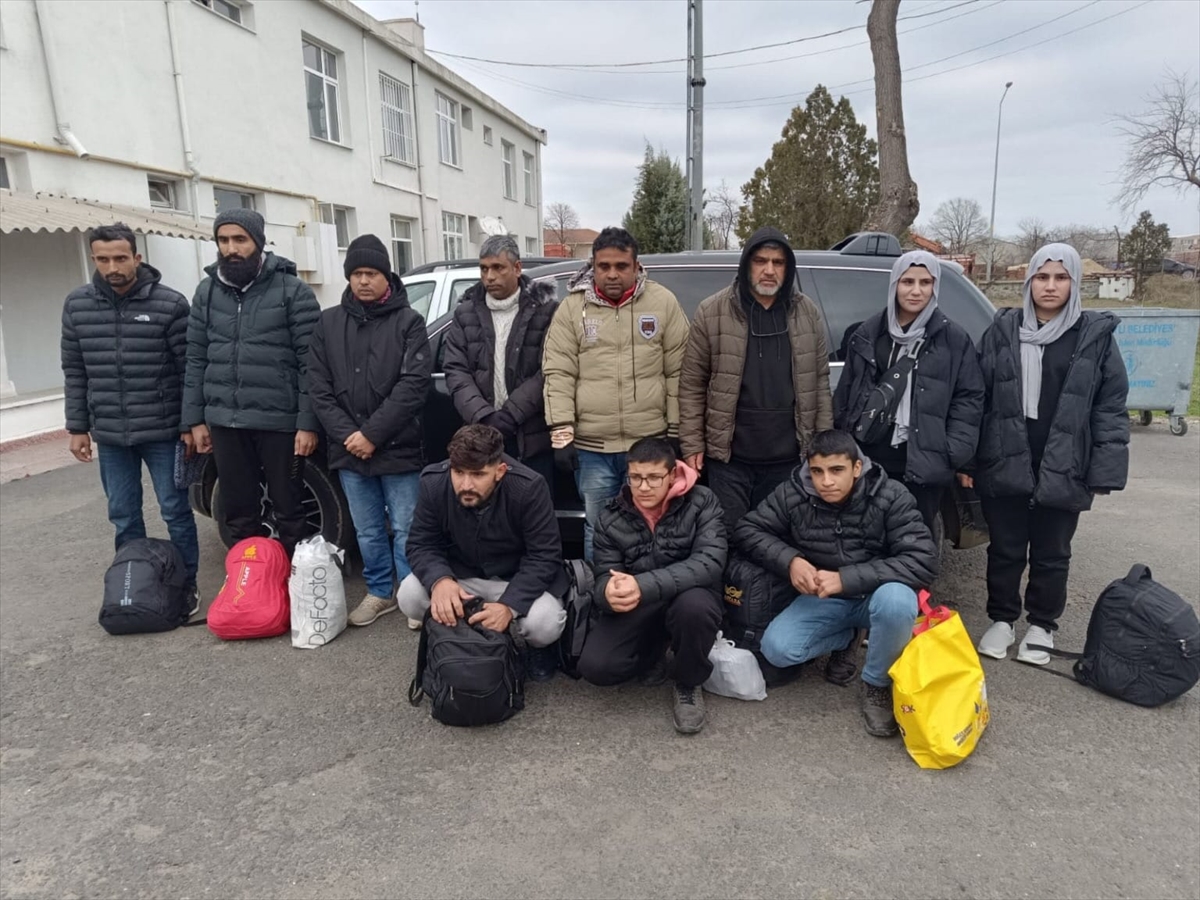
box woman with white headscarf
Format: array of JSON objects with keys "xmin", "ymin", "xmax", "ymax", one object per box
[
  {"xmin": 967, "ymin": 243, "xmax": 1129, "ymax": 665},
  {"xmin": 834, "ymin": 250, "xmax": 984, "ymax": 537}
]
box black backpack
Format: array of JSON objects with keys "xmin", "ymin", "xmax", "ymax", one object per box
[
  {"xmin": 407, "ymin": 599, "xmax": 525, "ymax": 726},
  {"xmin": 1033, "ymin": 564, "xmax": 1200, "ymax": 707},
  {"xmin": 722, "ymin": 554, "xmax": 796, "ymax": 653},
  {"xmin": 852, "ymin": 339, "xmax": 925, "ymax": 446},
  {"xmin": 99, "ymin": 538, "xmax": 190, "ymax": 635},
  {"xmin": 557, "ymin": 559, "xmax": 596, "ymax": 679}
]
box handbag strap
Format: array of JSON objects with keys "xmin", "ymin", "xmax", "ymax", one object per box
[
  {"xmin": 911, "ymin": 589, "xmax": 954, "ymax": 635},
  {"xmin": 407, "ymin": 611, "xmax": 430, "ymax": 706}
]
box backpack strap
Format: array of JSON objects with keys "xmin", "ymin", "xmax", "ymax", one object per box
[
  {"xmin": 407, "ymin": 611, "xmax": 430, "ymax": 706},
  {"xmin": 182, "ymin": 616, "xmax": 207, "ymax": 627},
  {"xmin": 1125, "ymin": 564, "xmax": 1152, "ymax": 585},
  {"xmin": 1025, "ymin": 644, "xmax": 1083, "ymax": 681}
]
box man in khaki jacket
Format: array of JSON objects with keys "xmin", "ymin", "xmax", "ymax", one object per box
[
  {"xmin": 679, "ymin": 226, "xmax": 833, "ymax": 530},
  {"xmin": 543, "ymin": 227, "xmax": 689, "ymax": 559}
]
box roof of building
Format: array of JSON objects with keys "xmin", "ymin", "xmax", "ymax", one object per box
[
  {"xmin": 0, "ymin": 191, "xmax": 211, "ymax": 240},
  {"xmin": 543, "ymin": 228, "xmax": 599, "ymax": 245},
  {"xmin": 906, "ymin": 231, "xmax": 945, "ymax": 254}
]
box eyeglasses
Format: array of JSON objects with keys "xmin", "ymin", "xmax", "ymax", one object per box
[{"xmin": 627, "ymin": 473, "xmax": 668, "ymax": 488}]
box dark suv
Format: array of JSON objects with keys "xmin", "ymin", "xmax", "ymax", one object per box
[{"xmin": 189, "ymin": 233, "xmax": 995, "ymax": 555}]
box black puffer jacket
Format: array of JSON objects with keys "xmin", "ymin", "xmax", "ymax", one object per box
[
  {"xmin": 61, "ymin": 265, "xmax": 189, "ymax": 445},
  {"xmin": 733, "ymin": 458, "xmax": 939, "ymax": 597},
  {"xmin": 183, "ymin": 253, "xmax": 321, "ymax": 433},
  {"xmin": 307, "ymin": 274, "xmax": 431, "ymax": 475},
  {"xmin": 406, "ymin": 458, "xmax": 569, "ymax": 616},
  {"xmin": 592, "ymin": 479, "xmax": 727, "ymax": 611},
  {"xmin": 443, "ymin": 276, "xmax": 557, "ymax": 459},
  {"xmin": 833, "ymin": 308, "xmax": 985, "ymax": 485},
  {"xmin": 975, "ymin": 308, "xmax": 1129, "ymax": 511}
]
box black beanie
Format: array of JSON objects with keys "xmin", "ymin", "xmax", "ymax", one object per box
[
  {"xmin": 344, "ymin": 234, "xmax": 392, "ymax": 279},
  {"xmin": 213, "ymin": 208, "xmax": 266, "ymax": 250}
]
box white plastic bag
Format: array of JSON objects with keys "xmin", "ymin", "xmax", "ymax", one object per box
[
  {"xmin": 703, "ymin": 631, "xmax": 767, "ymax": 701},
  {"xmin": 288, "ymin": 536, "xmax": 347, "ymax": 648}
]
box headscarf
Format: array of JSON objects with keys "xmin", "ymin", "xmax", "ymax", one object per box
[
  {"xmin": 1019, "ymin": 243, "xmax": 1083, "ymax": 419},
  {"xmin": 886, "ymin": 251, "xmax": 941, "ymax": 447}
]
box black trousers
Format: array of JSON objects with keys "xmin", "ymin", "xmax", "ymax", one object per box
[
  {"xmin": 706, "ymin": 458, "xmax": 797, "ymax": 532},
  {"xmin": 209, "ymin": 425, "xmax": 309, "ymax": 554},
  {"xmin": 578, "ymin": 587, "xmax": 723, "ymax": 688},
  {"xmin": 980, "ymin": 495, "xmax": 1081, "ymax": 631},
  {"xmin": 505, "ymin": 440, "xmax": 554, "ymax": 500},
  {"xmin": 905, "ymin": 482, "xmax": 944, "ymax": 539}
]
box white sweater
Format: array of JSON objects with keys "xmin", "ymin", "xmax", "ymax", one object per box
[{"xmin": 487, "ymin": 288, "xmax": 521, "ymax": 407}]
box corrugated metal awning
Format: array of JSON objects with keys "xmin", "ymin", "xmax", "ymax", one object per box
[{"xmin": 0, "ymin": 191, "xmax": 211, "ymax": 241}]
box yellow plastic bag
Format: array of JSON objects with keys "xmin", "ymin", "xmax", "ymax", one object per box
[{"xmin": 888, "ymin": 590, "xmax": 990, "ymax": 770}]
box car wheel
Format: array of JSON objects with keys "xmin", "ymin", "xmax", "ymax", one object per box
[{"xmin": 210, "ymin": 464, "xmax": 355, "ymax": 553}]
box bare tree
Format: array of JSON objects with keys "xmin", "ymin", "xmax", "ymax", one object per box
[
  {"xmin": 543, "ymin": 201, "xmax": 580, "ymax": 250},
  {"xmin": 927, "ymin": 198, "xmax": 988, "ymax": 255},
  {"xmin": 704, "ymin": 180, "xmax": 740, "ymax": 250},
  {"xmin": 1115, "ymin": 69, "xmax": 1200, "ymax": 214},
  {"xmin": 1015, "ymin": 217, "xmax": 1060, "ymax": 260},
  {"xmin": 862, "ymin": 0, "xmax": 920, "ymax": 237}
]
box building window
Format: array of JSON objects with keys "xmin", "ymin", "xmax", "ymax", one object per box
[
  {"xmin": 523, "ymin": 152, "xmax": 535, "ymax": 206},
  {"xmin": 501, "ymin": 142, "xmax": 516, "ymax": 200},
  {"xmin": 147, "ymin": 178, "xmax": 179, "ymax": 209},
  {"xmin": 482, "ymin": 126, "xmax": 493, "ymax": 146},
  {"xmin": 319, "ymin": 203, "xmax": 353, "ymax": 250},
  {"xmin": 526, "ymin": 236, "xmax": 538, "ymax": 256},
  {"xmin": 379, "ymin": 73, "xmax": 415, "ymax": 164},
  {"xmin": 435, "ymin": 93, "xmax": 460, "ymax": 167},
  {"xmin": 0, "ymin": 158, "xmax": 10, "ymax": 191},
  {"xmin": 303, "ymin": 39, "xmax": 341, "ymax": 143},
  {"xmin": 461, "ymin": 107, "xmax": 474, "ymax": 131},
  {"xmin": 442, "ymin": 212, "xmax": 465, "ymax": 260},
  {"xmin": 193, "ymin": 0, "xmax": 248, "ymax": 26},
  {"xmin": 213, "ymin": 187, "xmax": 255, "ymax": 214},
  {"xmin": 391, "ymin": 216, "xmax": 415, "ymax": 274}
]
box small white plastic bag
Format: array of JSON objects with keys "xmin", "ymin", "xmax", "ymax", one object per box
[
  {"xmin": 703, "ymin": 631, "xmax": 767, "ymax": 701},
  {"xmin": 288, "ymin": 536, "xmax": 347, "ymax": 648}
]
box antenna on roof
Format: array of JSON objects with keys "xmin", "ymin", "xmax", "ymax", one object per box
[{"xmin": 414, "ymin": 0, "xmax": 420, "ymax": 24}]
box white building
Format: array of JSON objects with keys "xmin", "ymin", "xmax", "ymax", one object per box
[{"xmin": 0, "ymin": 0, "xmax": 547, "ymax": 441}]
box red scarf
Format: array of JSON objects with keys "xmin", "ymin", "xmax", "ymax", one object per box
[{"xmin": 597, "ymin": 281, "xmax": 637, "ymax": 308}]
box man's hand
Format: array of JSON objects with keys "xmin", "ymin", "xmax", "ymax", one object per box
[
  {"xmin": 69, "ymin": 433, "xmax": 93, "ymax": 463},
  {"xmin": 605, "ymin": 570, "xmax": 642, "ymax": 613},
  {"xmin": 468, "ymin": 602, "xmax": 515, "ymax": 633},
  {"xmin": 550, "ymin": 426, "xmax": 575, "ymax": 450},
  {"xmin": 344, "ymin": 431, "xmax": 375, "ymax": 460},
  {"xmin": 814, "ymin": 570, "xmax": 844, "ymax": 599},
  {"xmin": 294, "ymin": 430, "xmax": 318, "ymax": 457},
  {"xmin": 788, "ymin": 556, "xmax": 818, "ymax": 595},
  {"xmin": 430, "ymin": 578, "xmax": 474, "ymax": 626},
  {"xmin": 191, "ymin": 424, "xmax": 212, "ymax": 454},
  {"xmin": 957, "ymin": 472, "xmax": 974, "ymax": 489},
  {"xmin": 685, "ymin": 453, "xmax": 704, "ymax": 472},
  {"xmin": 181, "ymin": 431, "xmax": 196, "ymax": 458}
]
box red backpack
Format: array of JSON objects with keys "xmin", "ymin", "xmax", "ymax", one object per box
[{"xmin": 207, "ymin": 537, "xmax": 291, "ymax": 640}]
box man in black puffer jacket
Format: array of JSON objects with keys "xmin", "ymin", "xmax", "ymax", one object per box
[
  {"xmin": 579, "ymin": 437, "xmax": 727, "ymax": 735},
  {"xmin": 183, "ymin": 209, "xmax": 321, "ymax": 555},
  {"xmin": 443, "ymin": 235, "xmax": 556, "ymax": 489},
  {"xmin": 733, "ymin": 430, "xmax": 939, "ymax": 738},
  {"xmin": 308, "ymin": 234, "xmax": 431, "ymax": 628},
  {"xmin": 62, "ymin": 223, "xmax": 200, "ymax": 606}
]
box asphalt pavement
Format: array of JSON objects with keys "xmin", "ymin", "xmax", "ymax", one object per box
[{"xmin": 1, "ymin": 424, "xmax": 1198, "ymax": 900}]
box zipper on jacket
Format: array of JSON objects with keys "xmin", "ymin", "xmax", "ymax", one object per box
[
  {"xmin": 232, "ymin": 297, "xmax": 244, "ymax": 428},
  {"xmin": 834, "ymin": 514, "xmax": 844, "ymax": 559},
  {"xmin": 115, "ymin": 300, "xmax": 129, "ymax": 436}
]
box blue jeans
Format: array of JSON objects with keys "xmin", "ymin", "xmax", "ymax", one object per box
[
  {"xmin": 760, "ymin": 582, "xmax": 918, "ymax": 687},
  {"xmin": 338, "ymin": 470, "xmax": 420, "ymax": 598},
  {"xmin": 575, "ymin": 450, "xmax": 627, "ymax": 561},
  {"xmin": 97, "ymin": 440, "xmax": 199, "ymax": 584}
]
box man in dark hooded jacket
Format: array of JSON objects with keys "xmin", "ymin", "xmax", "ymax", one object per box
[
  {"xmin": 679, "ymin": 226, "xmax": 833, "ymax": 530},
  {"xmin": 308, "ymin": 234, "xmax": 432, "ymax": 628}
]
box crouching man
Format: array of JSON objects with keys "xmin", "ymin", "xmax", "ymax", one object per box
[
  {"xmin": 399, "ymin": 425, "xmax": 568, "ymax": 681},
  {"xmin": 733, "ymin": 430, "xmax": 938, "ymax": 737},
  {"xmin": 578, "ymin": 437, "xmax": 727, "ymax": 735}
]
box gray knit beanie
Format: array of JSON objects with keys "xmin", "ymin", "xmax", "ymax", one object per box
[{"xmin": 213, "ymin": 208, "xmax": 266, "ymax": 250}]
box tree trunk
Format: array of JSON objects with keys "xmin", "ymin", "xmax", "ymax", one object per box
[{"xmin": 863, "ymin": 0, "xmax": 920, "ymax": 238}]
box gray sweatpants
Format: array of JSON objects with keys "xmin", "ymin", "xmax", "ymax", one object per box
[{"xmin": 396, "ymin": 573, "xmax": 567, "ymax": 648}]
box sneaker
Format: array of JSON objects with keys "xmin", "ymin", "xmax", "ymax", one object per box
[
  {"xmin": 1017, "ymin": 625, "xmax": 1054, "ymax": 666},
  {"xmin": 672, "ymin": 682, "xmax": 707, "ymax": 735},
  {"xmin": 348, "ymin": 593, "xmax": 397, "ymax": 627},
  {"xmin": 825, "ymin": 629, "xmax": 862, "ymax": 687},
  {"xmin": 407, "ymin": 617, "xmax": 423, "ymax": 631},
  {"xmin": 525, "ymin": 645, "xmax": 558, "ymax": 682},
  {"xmin": 184, "ymin": 584, "xmax": 201, "ymax": 618},
  {"xmin": 860, "ymin": 681, "xmax": 898, "ymax": 738},
  {"xmin": 638, "ymin": 653, "xmax": 670, "ymax": 687},
  {"xmin": 977, "ymin": 620, "xmax": 1016, "ymax": 660}
]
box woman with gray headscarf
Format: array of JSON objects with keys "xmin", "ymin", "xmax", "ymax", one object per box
[
  {"xmin": 969, "ymin": 243, "xmax": 1129, "ymax": 666},
  {"xmin": 834, "ymin": 250, "xmax": 984, "ymax": 536}
]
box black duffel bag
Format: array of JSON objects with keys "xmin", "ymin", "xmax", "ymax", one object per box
[
  {"xmin": 722, "ymin": 554, "xmax": 796, "ymax": 653},
  {"xmin": 557, "ymin": 559, "xmax": 595, "ymax": 679},
  {"xmin": 99, "ymin": 538, "xmax": 190, "ymax": 635}
]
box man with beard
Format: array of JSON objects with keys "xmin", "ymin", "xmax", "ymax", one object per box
[
  {"xmin": 61, "ymin": 223, "xmax": 200, "ymax": 611},
  {"xmin": 398, "ymin": 424, "xmax": 568, "ymax": 681},
  {"xmin": 183, "ymin": 209, "xmax": 321, "ymax": 555},
  {"xmin": 679, "ymin": 227, "xmax": 833, "ymax": 532}
]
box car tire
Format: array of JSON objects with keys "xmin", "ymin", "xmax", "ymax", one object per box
[{"xmin": 210, "ymin": 463, "xmax": 355, "ymax": 553}]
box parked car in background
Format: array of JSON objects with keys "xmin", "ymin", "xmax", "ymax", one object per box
[
  {"xmin": 400, "ymin": 257, "xmax": 563, "ymax": 322},
  {"xmin": 1159, "ymin": 258, "xmax": 1197, "ymax": 278},
  {"xmin": 189, "ymin": 233, "xmax": 997, "ymax": 558}
]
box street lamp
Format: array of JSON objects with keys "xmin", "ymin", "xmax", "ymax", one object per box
[{"xmin": 985, "ymin": 81, "xmax": 1013, "ymax": 284}]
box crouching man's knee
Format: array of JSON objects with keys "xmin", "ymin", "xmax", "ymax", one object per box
[
  {"xmin": 517, "ymin": 593, "xmax": 567, "ymax": 648},
  {"xmin": 869, "ymin": 582, "xmax": 918, "ymax": 624},
  {"xmin": 396, "ymin": 573, "xmax": 430, "ymax": 621}
]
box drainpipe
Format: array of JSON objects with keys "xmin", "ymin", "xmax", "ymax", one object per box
[
  {"xmin": 33, "ymin": 0, "xmax": 88, "ymax": 157},
  {"xmin": 410, "ymin": 59, "xmax": 431, "ymax": 266},
  {"xmin": 164, "ymin": 0, "xmax": 206, "ymax": 273}
]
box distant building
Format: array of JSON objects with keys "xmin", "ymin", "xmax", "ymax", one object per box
[{"xmin": 544, "ymin": 228, "xmax": 599, "ymax": 259}]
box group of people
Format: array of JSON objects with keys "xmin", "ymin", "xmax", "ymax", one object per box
[{"xmin": 62, "ymin": 212, "xmax": 1129, "ymax": 737}]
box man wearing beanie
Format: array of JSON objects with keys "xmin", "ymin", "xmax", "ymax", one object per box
[
  {"xmin": 308, "ymin": 234, "xmax": 432, "ymax": 627},
  {"xmin": 183, "ymin": 208, "xmax": 321, "ymax": 555}
]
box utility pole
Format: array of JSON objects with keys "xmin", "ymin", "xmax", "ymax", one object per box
[
  {"xmin": 985, "ymin": 80, "xmax": 1012, "ymax": 284},
  {"xmin": 685, "ymin": 0, "xmax": 705, "ymax": 251}
]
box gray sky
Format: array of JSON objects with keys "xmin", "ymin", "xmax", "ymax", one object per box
[{"xmin": 353, "ymin": 0, "xmax": 1200, "ymax": 242}]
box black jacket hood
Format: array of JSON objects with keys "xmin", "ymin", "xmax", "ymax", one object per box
[
  {"xmin": 91, "ymin": 263, "xmax": 162, "ymax": 302},
  {"xmin": 340, "ymin": 271, "xmax": 411, "ymax": 320},
  {"xmin": 737, "ymin": 226, "xmax": 797, "ymax": 308}
]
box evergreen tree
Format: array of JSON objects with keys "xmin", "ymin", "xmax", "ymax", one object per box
[
  {"xmin": 1124, "ymin": 210, "xmax": 1171, "ymax": 299},
  {"xmin": 622, "ymin": 144, "xmax": 688, "ymax": 254}
]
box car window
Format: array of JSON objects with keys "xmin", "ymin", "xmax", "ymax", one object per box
[
  {"xmin": 937, "ymin": 273, "xmax": 998, "ymax": 347},
  {"xmin": 450, "ymin": 277, "xmax": 479, "ymax": 305},
  {"xmin": 404, "ymin": 280, "xmax": 437, "ymax": 321},
  {"xmin": 643, "ymin": 267, "xmax": 735, "ymax": 319},
  {"xmin": 806, "ymin": 267, "xmax": 890, "ymax": 359}
]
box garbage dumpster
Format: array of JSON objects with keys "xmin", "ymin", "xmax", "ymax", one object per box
[{"xmin": 1106, "ymin": 307, "xmax": 1200, "ymax": 436}]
